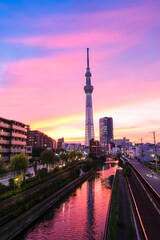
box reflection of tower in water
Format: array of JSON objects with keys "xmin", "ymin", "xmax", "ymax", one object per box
[{"xmin": 85, "ymin": 180, "xmax": 96, "ymax": 239}]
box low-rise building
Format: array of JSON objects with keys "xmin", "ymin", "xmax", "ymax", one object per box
[
  {"xmin": 62, "ymin": 142, "xmax": 83, "ymax": 152},
  {"xmin": 139, "ymin": 143, "xmax": 160, "ymax": 162},
  {"xmin": 113, "ymin": 137, "xmax": 131, "ymax": 148}
]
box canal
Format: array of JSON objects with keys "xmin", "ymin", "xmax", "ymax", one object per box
[{"xmin": 17, "ymin": 160, "xmax": 117, "ymax": 240}]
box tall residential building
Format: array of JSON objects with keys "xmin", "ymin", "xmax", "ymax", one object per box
[
  {"xmin": 27, "ymin": 127, "xmax": 56, "ymax": 150},
  {"xmin": 57, "ymin": 138, "xmax": 64, "ymax": 150},
  {"xmin": 84, "ymin": 48, "xmax": 94, "ymax": 147},
  {"xmin": 99, "ymin": 117, "xmax": 113, "ymax": 148},
  {"xmin": 90, "ymin": 138, "xmax": 102, "ymax": 157},
  {"xmin": 0, "ymin": 117, "xmax": 27, "ymax": 161}
]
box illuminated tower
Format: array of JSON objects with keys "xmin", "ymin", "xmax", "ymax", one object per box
[{"xmin": 84, "ymin": 48, "xmax": 95, "ymax": 147}]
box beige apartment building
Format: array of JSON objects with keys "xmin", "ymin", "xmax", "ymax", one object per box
[{"xmin": 0, "ymin": 117, "xmax": 28, "ymax": 161}]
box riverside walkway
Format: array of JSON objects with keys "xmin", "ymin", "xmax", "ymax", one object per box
[{"xmin": 126, "ymin": 158, "xmax": 160, "ymax": 196}]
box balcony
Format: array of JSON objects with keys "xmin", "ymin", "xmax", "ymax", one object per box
[
  {"xmin": 11, "ymin": 140, "xmax": 26, "ymax": 146},
  {"xmin": 0, "ymin": 148, "xmax": 10, "ymax": 153},
  {"xmin": 12, "ymin": 124, "xmax": 27, "ymax": 132},
  {"xmin": 11, "ymin": 148, "xmax": 25, "ymax": 153},
  {"xmin": 0, "ymin": 122, "xmax": 11, "ymax": 129},
  {"xmin": 0, "ymin": 156, "xmax": 10, "ymax": 161},
  {"xmin": 0, "ymin": 139, "xmax": 10, "ymax": 144},
  {"xmin": 0, "ymin": 131, "xmax": 11, "ymax": 137},
  {"xmin": 12, "ymin": 132, "xmax": 27, "ymax": 139}
]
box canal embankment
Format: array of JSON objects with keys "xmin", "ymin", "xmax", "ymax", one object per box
[
  {"xmin": 0, "ymin": 170, "xmax": 94, "ymax": 240},
  {"xmin": 104, "ymin": 169, "xmax": 136, "ymax": 240}
]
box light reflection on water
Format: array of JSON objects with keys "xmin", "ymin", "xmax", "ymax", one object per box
[{"xmin": 20, "ymin": 161, "xmax": 117, "ymax": 240}]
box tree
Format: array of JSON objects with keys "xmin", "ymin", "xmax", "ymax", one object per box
[
  {"xmin": 68, "ymin": 150, "xmax": 77, "ymax": 161},
  {"xmin": 10, "ymin": 153, "xmax": 28, "ymax": 176},
  {"xmin": 40, "ymin": 150, "xmax": 55, "ymax": 169},
  {"xmin": 60, "ymin": 152, "xmax": 68, "ymax": 163},
  {"xmin": 0, "ymin": 161, "xmax": 8, "ymax": 174},
  {"xmin": 77, "ymin": 151, "xmax": 83, "ymax": 160},
  {"xmin": 32, "ymin": 147, "xmax": 44, "ymax": 158}
]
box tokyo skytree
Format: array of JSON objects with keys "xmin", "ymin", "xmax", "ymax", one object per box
[{"xmin": 84, "ymin": 48, "xmax": 95, "ymax": 147}]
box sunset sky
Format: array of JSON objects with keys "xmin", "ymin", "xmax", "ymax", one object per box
[{"xmin": 1, "ymin": 0, "xmax": 160, "ymax": 144}]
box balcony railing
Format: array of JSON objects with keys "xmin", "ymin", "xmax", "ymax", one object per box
[
  {"xmin": 11, "ymin": 140, "xmax": 26, "ymax": 146},
  {"xmin": 12, "ymin": 124, "xmax": 27, "ymax": 132},
  {"xmin": 0, "ymin": 148, "xmax": 10, "ymax": 153},
  {"xmin": 12, "ymin": 132, "xmax": 27, "ymax": 139},
  {"xmin": 11, "ymin": 148, "xmax": 25, "ymax": 153},
  {"xmin": 0, "ymin": 122, "xmax": 11, "ymax": 129},
  {"xmin": 0, "ymin": 156, "xmax": 10, "ymax": 161},
  {"xmin": 0, "ymin": 140, "xmax": 10, "ymax": 144},
  {"xmin": 0, "ymin": 131, "xmax": 11, "ymax": 137}
]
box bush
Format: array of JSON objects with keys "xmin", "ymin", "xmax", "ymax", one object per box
[
  {"xmin": 82, "ymin": 158, "xmax": 93, "ymax": 172},
  {"xmin": 122, "ymin": 164, "xmax": 131, "ymax": 177},
  {"xmin": 37, "ymin": 168, "xmax": 48, "ymax": 178},
  {"xmin": 0, "ymin": 183, "xmax": 8, "ymax": 194},
  {"xmin": 0, "ymin": 167, "xmax": 81, "ymax": 225},
  {"xmin": 8, "ymin": 178, "xmax": 15, "ymax": 189}
]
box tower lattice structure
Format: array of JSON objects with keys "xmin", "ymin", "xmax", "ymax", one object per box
[{"xmin": 84, "ymin": 48, "xmax": 95, "ymax": 147}]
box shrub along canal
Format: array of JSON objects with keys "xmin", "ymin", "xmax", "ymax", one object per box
[{"xmin": 16, "ymin": 159, "xmax": 117, "ymax": 240}]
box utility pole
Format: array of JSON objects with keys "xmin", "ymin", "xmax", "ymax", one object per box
[
  {"xmin": 149, "ymin": 131, "xmax": 158, "ymax": 173},
  {"xmin": 139, "ymin": 138, "xmax": 143, "ymax": 162}
]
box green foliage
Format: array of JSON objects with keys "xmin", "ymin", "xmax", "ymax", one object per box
[
  {"xmin": 116, "ymin": 152, "xmax": 122, "ymax": 160},
  {"xmin": 32, "ymin": 147, "xmax": 44, "ymax": 157},
  {"xmin": 37, "ymin": 168, "xmax": 48, "ymax": 178},
  {"xmin": 82, "ymin": 158, "xmax": 93, "ymax": 172},
  {"xmin": 0, "ymin": 183, "xmax": 8, "ymax": 194},
  {"xmin": 0, "ymin": 161, "xmax": 8, "ymax": 174},
  {"xmin": 10, "ymin": 153, "xmax": 28, "ymax": 175},
  {"xmin": 0, "ymin": 167, "xmax": 81, "ymax": 225},
  {"xmin": 77, "ymin": 151, "xmax": 83, "ymax": 160},
  {"xmin": 144, "ymin": 161, "xmax": 160, "ymax": 174},
  {"xmin": 0, "ymin": 161, "xmax": 80, "ymax": 200},
  {"xmin": 68, "ymin": 150, "xmax": 77, "ymax": 161},
  {"xmin": 8, "ymin": 178, "xmax": 15, "ymax": 189},
  {"xmin": 108, "ymin": 172, "xmax": 119, "ymax": 240},
  {"xmin": 40, "ymin": 150, "xmax": 55, "ymax": 167},
  {"xmin": 60, "ymin": 152, "xmax": 68, "ymax": 163},
  {"xmin": 122, "ymin": 164, "xmax": 131, "ymax": 177}
]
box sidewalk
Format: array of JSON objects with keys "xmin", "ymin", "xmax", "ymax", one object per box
[{"xmin": 130, "ymin": 160, "xmax": 160, "ymax": 196}]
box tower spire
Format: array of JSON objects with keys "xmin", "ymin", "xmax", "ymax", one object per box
[
  {"xmin": 87, "ymin": 48, "xmax": 89, "ymax": 68},
  {"xmin": 84, "ymin": 48, "xmax": 95, "ymax": 147}
]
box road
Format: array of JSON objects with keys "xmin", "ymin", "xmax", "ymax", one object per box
[
  {"xmin": 129, "ymin": 160, "xmax": 160, "ymax": 196},
  {"xmin": 128, "ymin": 169, "xmax": 160, "ymax": 240}
]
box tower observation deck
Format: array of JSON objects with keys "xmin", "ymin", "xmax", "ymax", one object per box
[{"xmin": 84, "ymin": 48, "xmax": 95, "ymax": 147}]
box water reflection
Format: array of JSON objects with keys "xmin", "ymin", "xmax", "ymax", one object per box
[
  {"xmin": 18, "ymin": 162, "xmax": 117, "ymax": 240},
  {"xmin": 85, "ymin": 180, "xmax": 95, "ymax": 239}
]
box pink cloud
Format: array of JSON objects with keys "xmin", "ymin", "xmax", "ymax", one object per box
[
  {"xmin": 5, "ymin": 31, "xmax": 122, "ymax": 48},
  {"xmin": 3, "ymin": 2, "xmax": 159, "ymax": 50}
]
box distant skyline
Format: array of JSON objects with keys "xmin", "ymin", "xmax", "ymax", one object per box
[{"xmin": 1, "ymin": 0, "xmax": 160, "ymax": 144}]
